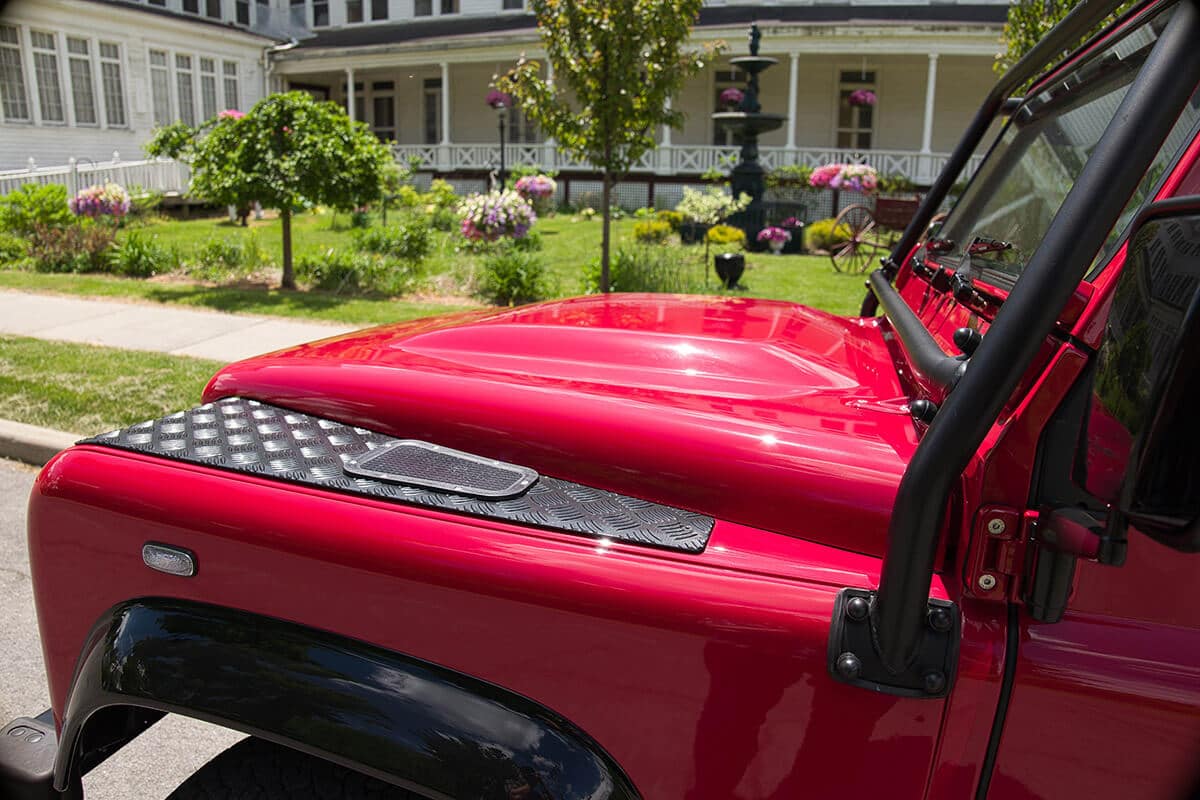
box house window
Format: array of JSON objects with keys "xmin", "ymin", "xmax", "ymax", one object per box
[
  {"xmin": 371, "ymin": 0, "xmax": 388, "ymax": 19},
  {"xmin": 502, "ymin": 0, "xmax": 523, "ymax": 8},
  {"xmin": 99, "ymin": 42, "xmax": 126, "ymax": 126},
  {"xmin": 0, "ymin": 25, "xmax": 30, "ymax": 122},
  {"xmin": 30, "ymin": 31, "xmax": 65, "ymax": 123},
  {"xmin": 441, "ymin": 0, "xmax": 458, "ymax": 12},
  {"xmin": 346, "ymin": 0, "xmax": 363, "ymax": 22},
  {"xmin": 837, "ymin": 70, "xmax": 875, "ymax": 150},
  {"xmin": 66, "ymin": 37, "xmax": 97, "ymax": 125},
  {"xmin": 423, "ymin": 77, "xmax": 440, "ymax": 144},
  {"xmin": 149, "ymin": 49, "xmax": 171, "ymax": 125},
  {"xmin": 289, "ymin": 0, "xmax": 306, "ymax": 27},
  {"xmin": 149, "ymin": 0, "xmax": 166, "ymax": 6},
  {"xmin": 712, "ymin": 69, "xmax": 739, "ymax": 146},
  {"xmin": 223, "ymin": 60, "xmax": 239, "ymax": 110},
  {"xmin": 414, "ymin": 0, "xmax": 431, "ymax": 14},
  {"xmin": 205, "ymin": 0, "xmax": 222, "ymax": 18},
  {"xmin": 236, "ymin": 0, "xmax": 251, "ymax": 25},
  {"xmin": 313, "ymin": 0, "xmax": 330, "ymax": 26},
  {"xmin": 176, "ymin": 53, "xmax": 195, "ymax": 125},
  {"xmin": 183, "ymin": 0, "xmax": 199, "ymax": 12},
  {"xmin": 371, "ymin": 80, "xmax": 395, "ymax": 142},
  {"xmin": 199, "ymin": 57, "xmax": 218, "ymax": 120}
]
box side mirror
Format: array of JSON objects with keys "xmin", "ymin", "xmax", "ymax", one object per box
[{"xmin": 1103, "ymin": 198, "xmax": 1200, "ymax": 552}]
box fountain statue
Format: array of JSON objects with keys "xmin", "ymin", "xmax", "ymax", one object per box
[{"xmin": 712, "ymin": 24, "xmax": 787, "ymax": 246}]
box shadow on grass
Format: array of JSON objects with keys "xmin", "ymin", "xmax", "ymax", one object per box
[{"xmin": 143, "ymin": 284, "xmax": 381, "ymax": 316}]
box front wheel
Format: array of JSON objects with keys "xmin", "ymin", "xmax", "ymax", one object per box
[{"xmin": 167, "ymin": 737, "xmax": 425, "ymax": 799}]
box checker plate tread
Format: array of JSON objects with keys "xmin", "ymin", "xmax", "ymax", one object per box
[{"xmin": 81, "ymin": 397, "xmax": 713, "ymax": 553}]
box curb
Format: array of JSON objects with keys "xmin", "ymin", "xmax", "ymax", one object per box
[{"xmin": 0, "ymin": 419, "xmax": 78, "ymax": 468}]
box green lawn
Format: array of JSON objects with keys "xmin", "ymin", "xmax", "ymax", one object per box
[
  {"xmin": 0, "ymin": 335, "xmax": 222, "ymax": 434},
  {"xmin": 0, "ymin": 210, "xmax": 868, "ymax": 320}
]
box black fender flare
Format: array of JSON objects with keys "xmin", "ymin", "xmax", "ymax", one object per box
[{"xmin": 55, "ymin": 599, "xmax": 640, "ymax": 800}]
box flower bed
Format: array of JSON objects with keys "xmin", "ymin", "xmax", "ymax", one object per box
[
  {"xmin": 458, "ymin": 190, "xmax": 537, "ymax": 242},
  {"xmin": 69, "ymin": 182, "xmax": 131, "ymax": 219}
]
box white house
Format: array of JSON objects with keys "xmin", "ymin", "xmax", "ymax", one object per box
[{"xmin": 0, "ymin": 0, "xmax": 1009, "ymax": 200}]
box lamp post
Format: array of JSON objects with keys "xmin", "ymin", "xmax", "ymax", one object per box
[{"xmin": 487, "ymin": 90, "xmax": 511, "ymax": 189}]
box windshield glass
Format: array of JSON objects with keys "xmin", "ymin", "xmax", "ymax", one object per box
[{"xmin": 935, "ymin": 5, "xmax": 1191, "ymax": 287}]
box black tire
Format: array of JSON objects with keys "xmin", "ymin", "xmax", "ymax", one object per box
[{"xmin": 166, "ymin": 737, "xmax": 426, "ymax": 800}]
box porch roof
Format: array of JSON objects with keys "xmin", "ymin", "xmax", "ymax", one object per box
[{"xmin": 293, "ymin": 3, "xmax": 1006, "ymax": 51}]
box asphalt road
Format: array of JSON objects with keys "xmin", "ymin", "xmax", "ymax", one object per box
[{"xmin": 0, "ymin": 458, "xmax": 243, "ymax": 799}]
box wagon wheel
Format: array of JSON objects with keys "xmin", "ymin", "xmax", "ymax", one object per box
[{"xmin": 829, "ymin": 204, "xmax": 889, "ymax": 274}]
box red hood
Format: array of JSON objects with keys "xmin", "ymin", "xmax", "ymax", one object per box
[{"xmin": 204, "ymin": 294, "xmax": 917, "ymax": 556}]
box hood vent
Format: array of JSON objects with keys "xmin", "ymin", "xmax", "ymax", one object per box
[{"xmin": 344, "ymin": 440, "xmax": 537, "ymax": 499}]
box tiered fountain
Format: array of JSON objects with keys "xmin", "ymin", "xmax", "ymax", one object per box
[{"xmin": 712, "ymin": 24, "xmax": 787, "ymax": 247}]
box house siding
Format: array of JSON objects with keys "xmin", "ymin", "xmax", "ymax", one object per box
[{"xmin": 0, "ymin": 0, "xmax": 267, "ymax": 169}]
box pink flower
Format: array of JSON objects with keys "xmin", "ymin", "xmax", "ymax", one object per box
[
  {"xmin": 848, "ymin": 89, "xmax": 877, "ymax": 107},
  {"xmin": 219, "ymin": 109, "xmax": 245, "ymax": 120},
  {"xmin": 485, "ymin": 89, "xmax": 511, "ymax": 109},
  {"xmin": 719, "ymin": 87, "xmax": 744, "ymax": 108}
]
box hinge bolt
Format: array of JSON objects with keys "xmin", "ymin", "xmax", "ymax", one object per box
[
  {"xmin": 922, "ymin": 670, "xmax": 948, "ymax": 695},
  {"xmin": 987, "ymin": 518, "xmax": 1007, "ymax": 535},
  {"xmin": 835, "ymin": 652, "xmax": 862, "ymax": 681},
  {"xmin": 845, "ymin": 596, "xmax": 870, "ymax": 622},
  {"xmin": 978, "ymin": 573, "xmax": 997, "ymax": 591}
]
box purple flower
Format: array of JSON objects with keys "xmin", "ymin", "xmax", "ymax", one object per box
[
  {"xmin": 719, "ymin": 87, "xmax": 744, "ymax": 108},
  {"xmin": 848, "ymin": 89, "xmax": 877, "ymax": 107},
  {"xmin": 486, "ymin": 89, "xmax": 511, "ymax": 109}
]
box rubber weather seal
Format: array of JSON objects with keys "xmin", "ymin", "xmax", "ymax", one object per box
[{"xmin": 81, "ymin": 397, "xmax": 714, "ymax": 553}]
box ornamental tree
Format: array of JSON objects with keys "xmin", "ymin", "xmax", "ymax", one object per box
[
  {"xmin": 994, "ymin": 0, "xmax": 1134, "ymax": 77},
  {"xmin": 499, "ymin": 0, "xmax": 721, "ymax": 292},
  {"xmin": 185, "ymin": 92, "xmax": 391, "ymax": 289}
]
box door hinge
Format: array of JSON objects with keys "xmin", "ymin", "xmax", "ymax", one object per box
[{"xmin": 964, "ymin": 505, "xmax": 1030, "ymax": 602}]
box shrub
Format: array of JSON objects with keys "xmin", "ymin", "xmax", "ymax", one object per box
[
  {"xmin": 706, "ymin": 224, "xmax": 746, "ymax": 248},
  {"xmin": 395, "ymin": 185, "xmax": 422, "ymax": 208},
  {"xmin": 430, "ymin": 206, "xmax": 458, "ymax": 232},
  {"xmin": 509, "ymin": 229, "xmax": 543, "ymax": 252},
  {"xmin": 477, "ymin": 248, "xmax": 547, "ymax": 306},
  {"xmin": 584, "ymin": 245, "xmax": 702, "ymax": 294},
  {"xmin": 633, "ymin": 219, "xmax": 673, "ymax": 244},
  {"xmin": 0, "ymin": 184, "xmax": 72, "ymax": 236},
  {"xmin": 425, "ymin": 179, "xmax": 458, "ymax": 210},
  {"xmin": 186, "ymin": 236, "xmax": 266, "ymax": 280},
  {"xmin": 878, "ymin": 173, "xmax": 918, "ymax": 195},
  {"xmin": 656, "ymin": 210, "xmax": 684, "ymax": 231},
  {"xmin": 349, "ymin": 208, "xmax": 372, "ymax": 228},
  {"xmin": 110, "ymin": 233, "xmax": 178, "ymax": 277},
  {"xmin": 27, "ymin": 221, "xmax": 115, "ymax": 273},
  {"xmin": 354, "ymin": 217, "xmax": 432, "ymax": 262},
  {"xmin": 804, "ymin": 218, "xmax": 853, "ymax": 252},
  {"xmin": 127, "ymin": 188, "xmax": 164, "ymax": 222},
  {"xmin": 296, "ymin": 249, "xmax": 421, "ymax": 296},
  {"xmin": 0, "ymin": 232, "xmax": 27, "ymax": 264}
]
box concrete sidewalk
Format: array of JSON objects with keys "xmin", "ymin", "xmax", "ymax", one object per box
[
  {"xmin": 0, "ymin": 290, "xmax": 359, "ymax": 362},
  {"xmin": 0, "ymin": 290, "xmax": 367, "ymax": 466}
]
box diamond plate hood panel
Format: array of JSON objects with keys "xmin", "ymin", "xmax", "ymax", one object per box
[
  {"xmin": 202, "ymin": 294, "xmax": 919, "ymax": 557},
  {"xmin": 83, "ymin": 398, "xmax": 714, "ymax": 552}
]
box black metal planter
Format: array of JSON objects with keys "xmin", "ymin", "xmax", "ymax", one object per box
[{"xmin": 714, "ymin": 253, "xmax": 745, "ymax": 289}]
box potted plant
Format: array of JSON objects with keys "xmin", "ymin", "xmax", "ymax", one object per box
[
  {"xmin": 780, "ymin": 216, "xmax": 805, "ymax": 254},
  {"xmin": 719, "ymin": 87, "xmax": 744, "ymax": 111},
  {"xmin": 757, "ymin": 226, "xmax": 791, "ymax": 254}
]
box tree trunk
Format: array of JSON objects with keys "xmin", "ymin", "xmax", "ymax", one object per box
[
  {"xmin": 600, "ymin": 169, "xmax": 612, "ymax": 293},
  {"xmin": 281, "ymin": 207, "xmax": 296, "ymax": 290}
]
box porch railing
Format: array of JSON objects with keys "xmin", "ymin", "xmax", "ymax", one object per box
[
  {"xmin": 0, "ymin": 156, "xmax": 190, "ymax": 198},
  {"xmin": 392, "ymin": 143, "xmax": 983, "ymax": 185}
]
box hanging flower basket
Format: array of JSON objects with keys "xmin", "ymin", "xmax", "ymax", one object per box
[
  {"xmin": 485, "ymin": 89, "xmax": 511, "ymax": 110},
  {"xmin": 719, "ymin": 87, "xmax": 745, "ymax": 110},
  {"xmin": 848, "ymin": 89, "xmax": 877, "ymax": 107}
]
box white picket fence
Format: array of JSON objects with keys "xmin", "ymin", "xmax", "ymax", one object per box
[{"xmin": 0, "ymin": 155, "xmax": 190, "ymax": 198}]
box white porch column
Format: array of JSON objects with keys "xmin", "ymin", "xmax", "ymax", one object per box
[
  {"xmin": 542, "ymin": 60, "xmax": 557, "ymax": 171},
  {"xmin": 786, "ymin": 52, "xmax": 799, "ymax": 151},
  {"xmin": 439, "ymin": 62, "xmax": 451, "ymax": 145},
  {"xmin": 920, "ymin": 53, "xmax": 939, "ymax": 154},
  {"xmin": 345, "ymin": 67, "xmax": 355, "ymax": 122},
  {"xmin": 659, "ymin": 95, "xmax": 673, "ymax": 173}
]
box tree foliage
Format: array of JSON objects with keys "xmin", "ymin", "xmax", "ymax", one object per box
[
  {"xmin": 994, "ymin": 0, "xmax": 1135, "ymax": 77},
  {"xmin": 499, "ymin": 0, "xmax": 721, "ymax": 292},
  {"xmin": 152, "ymin": 92, "xmax": 391, "ymax": 289}
]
